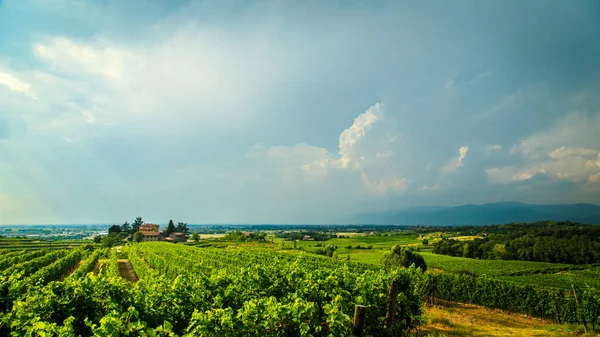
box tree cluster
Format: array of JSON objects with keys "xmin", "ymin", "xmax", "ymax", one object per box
[
  {"xmin": 315, "ymin": 244, "xmax": 338, "ymax": 257},
  {"xmin": 222, "ymin": 230, "xmax": 267, "ymax": 242},
  {"xmin": 381, "ymin": 245, "xmax": 427, "ymax": 271},
  {"xmin": 276, "ymin": 231, "xmax": 335, "ymax": 241},
  {"xmin": 433, "ymin": 221, "xmax": 600, "ymax": 264},
  {"xmin": 94, "ymin": 217, "xmax": 145, "ymax": 247},
  {"xmin": 162, "ymin": 220, "xmax": 189, "ymax": 236}
]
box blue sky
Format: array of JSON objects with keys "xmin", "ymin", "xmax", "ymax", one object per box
[{"xmin": 0, "ymin": 0, "xmax": 599, "ymax": 224}]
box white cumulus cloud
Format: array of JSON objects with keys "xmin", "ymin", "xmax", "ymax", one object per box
[
  {"xmin": 441, "ymin": 146, "xmax": 469, "ymax": 172},
  {"xmin": 486, "ymin": 113, "xmax": 600, "ymax": 185},
  {"xmin": 336, "ymin": 103, "xmax": 382, "ymax": 169},
  {"xmin": 0, "ymin": 70, "xmax": 37, "ymax": 99}
]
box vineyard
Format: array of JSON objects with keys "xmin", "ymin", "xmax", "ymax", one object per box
[
  {"xmin": 1, "ymin": 241, "xmax": 599, "ymax": 336},
  {"xmin": 1, "ymin": 243, "xmax": 424, "ymax": 336}
]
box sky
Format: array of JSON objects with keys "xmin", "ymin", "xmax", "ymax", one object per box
[{"xmin": 0, "ymin": 0, "xmax": 599, "ymax": 224}]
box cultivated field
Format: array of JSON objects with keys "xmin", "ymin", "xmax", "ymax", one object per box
[{"xmin": 1, "ymin": 228, "xmax": 599, "ymax": 336}]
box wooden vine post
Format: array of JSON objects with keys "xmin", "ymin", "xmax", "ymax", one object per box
[
  {"xmin": 571, "ymin": 284, "xmax": 588, "ymax": 334},
  {"xmin": 552, "ymin": 293, "xmax": 561, "ymax": 324},
  {"xmin": 353, "ymin": 305, "xmax": 368, "ymax": 337},
  {"xmin": 385, "ymin": 279, "xmax": 399, "ymax": 329}
]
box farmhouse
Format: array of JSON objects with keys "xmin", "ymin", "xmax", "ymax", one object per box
[
  {"xmin": 139, "ymin": 224, "xmax": 159, "ymax": 232},
  {"xmin": 137, "ymin": 223, "xmax": 163, "ymax": 242},
  {"xmin": 135, "ymin": 223, "xmax": 188, "ymax": 243},
  {"xmin": 170, "ymin": 232, "xmax": 187, "ymax": 242},
  {"xmin": 141, "ymin": 231, "xmax": 161, "ymax": 241}
]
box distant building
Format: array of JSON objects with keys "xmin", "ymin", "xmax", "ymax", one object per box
[
  {"xmin": 137, "ymin": 224, "xmax": 161, "ymax": 242},
  {"xmin": 139, "ymin": 224, "xmax": 159, "ymax": 233},
  {"xmin": 170, "ymin": 232, "xmax": 187, "ymax": 243},
  {"xmin": 303, "ymin": 235, "xmax": 314, "ymax": 241},
  {"xmin": 141, "ymin": 231, "xmax": 161, "ymax": 241}
]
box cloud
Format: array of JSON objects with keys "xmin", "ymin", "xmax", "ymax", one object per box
[
  {"xmin": 587, "ymin": 154, "xmax": 600, "ymax": 169},
  {"xmin": 0, "ymin": 69, "xmax": 37, "ymax": 99},
  {"xmin": 2, "ymin": 0, "xmax": 600, "ymax": 223},
  {"xmin": 441, "ymin": 146, "xmax": 469, "ymax": 172},
  {"xmin": 486, "ymin": 144, "xmax": 502, "ymax": 152},
  {"xmin": 486, "ymin": 113, "xmax": 600, "ymax": 185},
  {"xmin": 419, "ymin": 184, "xmax": 440, "ymax": 191},
  {"xmin": 514, "ymin": 112, "xmax": 600, "ymax": 156},
  {"xmin": 248, "ymin": 143, "xmax": 331, "ymax": 166},
  {"xmin": 335, "ymin": 103, "xmax": 382, "ymax": 169},
  {"xmin": 361, "ymin": 173, "xmax": 408, "ymax": 194},
  {"xmin": 304, "ymin": 103, "xmax": 408, "ymax": 193},
  {"xmin": 33, "ymin": 37, "xmax": 133, "ymax": 79},
  {"xmin": 472, "ymin": 70, "xmax": 492, "ymax": 82},
  {"xmin": 256, "ymin": 103, "xmax": 407, "ymax": 194}
]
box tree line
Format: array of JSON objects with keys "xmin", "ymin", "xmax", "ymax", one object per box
[{"xmin": 433, "ymin": 221, "xmax": 600, "ymax": 264}]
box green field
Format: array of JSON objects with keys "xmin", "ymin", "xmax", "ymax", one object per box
[
  {"xmin": 419, "ymin": 252, "xmax": 571, "ymax": 276},
  {"xmin": 495, "ymin": 267, "xmax": 600, "ymax": 290},
  {"xmin": 289, "ymin": 234, "xmax": 600, "ymax": 294}
]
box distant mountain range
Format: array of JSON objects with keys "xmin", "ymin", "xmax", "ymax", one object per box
[{"xmin": 346, "ymin": 202, "xmax": 600, "ymax": 225}]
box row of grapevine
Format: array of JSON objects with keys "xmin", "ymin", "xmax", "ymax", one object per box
[
  {"xmin": 0, "ymin": 250, "xmax": 46, "ymax": 271},
  {"xmin": 68, "ymin": 248, "xmax": 105, "ymax": 279},
  {"xmin": 107, "ymin": 248, "xmax": 120, "ymax": 277},
  {"xmin": 0, "ymin": 250, "xmax": 69, "ymax": 313},
  {"xmin": 2, "ymin": 243, "xmax": 425, "ymax": 336},
  {"xmin": 424, "ymin": 272, "xmax": 600, "ymax": 328},
  {"xmin": 9, "ymin": 249, "xmax": 86, "ymax": 295}
]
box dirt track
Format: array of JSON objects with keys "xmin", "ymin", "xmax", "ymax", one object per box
[{"xmin": 117, "ymin": 259, "xmax": 138, "ymax": 282}]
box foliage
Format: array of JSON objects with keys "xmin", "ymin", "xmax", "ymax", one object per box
[
  {"xmin": 70, "ymin": 249, "xmax": 104, "ymax": 279},
  {"xmin": 165, "ymin": 220, "xmax": 176, "ymax": 236},
  {"xmin": 432, "ymin": 221, "xmax": 600, "ymax": 264},
  {"xmin": 132, "ymin": 217, "xmax": 144, "ymax": 233},
  {"xmin": 108, "ymin": 225, "xmax": 122, "ymax": 234},
  {"xmin": 276, "ymin": 231, "xmax": 335, "ymax": 241},
  {"xmin": 422, "ymin": 272, "xmax": 600, "ymax": 327},
  {"xmin": 101, "ymin": 233, "xmax": 121, "ymax": 248},
  {"xmin": 420, "ymin": 252, "xmax": 569, "ymax": 277},
  {"xmin": 315, "ymin": 244, "xmax": 338, "ymax": 258},
  {"xmin": 1, "ymin": 243, "xmax": 425, "ymax": 336},
  {"xmin": 222, "ymin": 231, "xmax": 266, "ymax": 242},
  {"xmin": 134, "ymin": 231, "xmax": 145, "ymax": 243},
  {"xmin": 382, "ymin": 245, "xmax": 427, "ymax": 272},
  {"xmin": 190, "ymin": 232, "xmax": 200, "ymax": 241},
  {"xmin": 120, "ymin": 221, "xmax": 131, "ymax": 233},
  {"xmin": 176, "ymin": 222, "xmax": 189, "ymax": 234}
]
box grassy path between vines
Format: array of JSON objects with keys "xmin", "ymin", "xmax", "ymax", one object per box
[{"xmin": 419, "ymin": 299, "xmax": 590, "ymax": 337}]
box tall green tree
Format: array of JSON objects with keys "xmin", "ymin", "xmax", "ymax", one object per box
[
  {"xmin": 175, "ymin": 222, "xmax": 189, "ymax": 234},
  {"xmin": 108, "ymin": 225, "xmax": 121, "ymax": 234},
  {"xmin": 120, "ymin": 221, "xmax": 131, "ymax": 234},
  {"xmin": 132, "ymin": 217, "xmax": 143, "ymax": 233},
  {"xmin": 164, "ymin": 220, "xmax": 176, "ymax": 236},
  {"xmin": 381, "ymin": 245, "xmax": 427, "ymax": 271}
]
